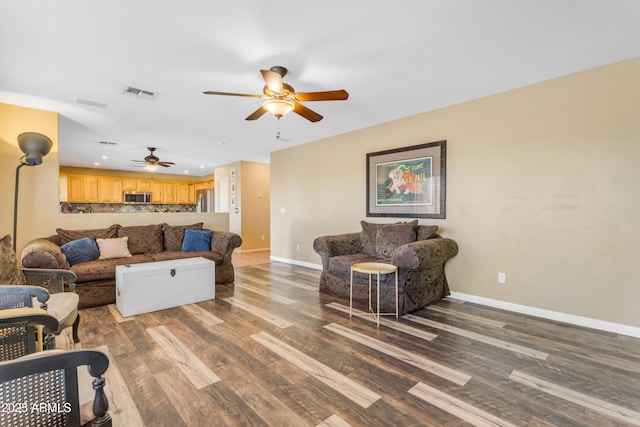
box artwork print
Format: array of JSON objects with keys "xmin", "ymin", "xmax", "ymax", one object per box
[
  {"xmin": 366, "ymin": 140, "xmax": 446, "ymax": 219},
  {"xmin": 376, "ymin": 156, "xmax": 433, "ymax": 206}
]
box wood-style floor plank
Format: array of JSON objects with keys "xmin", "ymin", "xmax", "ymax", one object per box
[
  {"xmin": 251, "ymin": 331, "xmax": 382, "ymax": 409},
  {"xmin": 72, "ymin": 260, "xmax": 640, "ymax": 426}
]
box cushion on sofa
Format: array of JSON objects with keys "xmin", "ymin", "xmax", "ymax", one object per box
[
  {"xmin": 60, "ymin": 237, "xmax": 100, "ymax": 267},
  {"xmin": 182, "ymin": 229, "xmax": 212, "ymax": 252},
  {"xmin": 117, "ymin": 224, "xmax": 164, "ymax": 255},
  {"xmin": 70, "ymin": 254, "xmax": 153, "ymax": 282},
  {"xmin": 96, "ymin": 237, "xmax": 132, "ymax": 260},
  {"xmin": 163, "ymin": 223, "xmax": 203, "ymax": 252},
  {"xmin": 0, "ymin": 234, "xmax": 26, "ymax": 286},
  {"xmin": 417, "ymin": 225, "xmax": 439, "ymax": 241},
  {"xmin": 360, "ymin": 220, "xmax": 418, "ymax": 257},
  {"xmin": 148, "ymin": 251, "xmax": 222, "ymax": 264},
  {"xmin": 56, "ymin": 224, "xmax": 118, "ymax": 245}
]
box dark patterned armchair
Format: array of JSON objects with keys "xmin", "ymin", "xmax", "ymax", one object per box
[{"xmin": 313, "ymin": 221, "xmax": 458, "ymax": 315}]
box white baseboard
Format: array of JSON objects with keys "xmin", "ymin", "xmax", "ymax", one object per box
[
  {"xmin": 449, "ymin": 291, "xmax": 640, "ymax": 339},
  {"xmin": 268, "ymin": 257, "xmax": 640, "ymax": 338},
  {"xmin": 269, "ymin": 256, "xmax": 322, "ymax": 271},
  {"xmin": 236, "ymin": 247, "xmax": 270, "ymax": 253}
]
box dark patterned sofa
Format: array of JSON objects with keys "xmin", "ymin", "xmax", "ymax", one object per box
[
  {"xmin": 20, "ymin": 223, "xmax": 242, "ymax": 309},
  {"xmin": 313, "ymin": 221, "xmax": 458, "ymax": 315}
]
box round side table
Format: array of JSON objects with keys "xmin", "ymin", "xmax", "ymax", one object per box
[{"xmin": 350, "ymin": 262, "xmax": 399, "ymax": 327}]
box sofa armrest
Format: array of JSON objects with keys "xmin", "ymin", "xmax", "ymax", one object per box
[
  {"xmin": 210, "ymin": 231, "xmax": 242, "ymax": 261},
  {"xmin": 391, "ymin": 238, "xmax": 458, "ymax": 270},
  {"xmin": 21, "ymin": 238, "xmax": 70, "ymax": 270},
  {"xmin": 313, "ymin": 233, "xmax": 362, "ymax": 269}
]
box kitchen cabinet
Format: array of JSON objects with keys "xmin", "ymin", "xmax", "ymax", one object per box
[
  {"xmin": 136, "ymin": 179, "xmax": 151, "ymax": 192},
  {"xmin": 123, "ymin": 178, "xmax": 137, "ymax": 192},
  {"xmin": 67, "ymin": 175, "xmax": 84, "ymax": 202},
  {"xmin": 99, "ymin": 177, "xmax": 123, "ymax": 203},
  {"xmin": 164, "ymin": 182, "xmax": 178, "ymax": 204},
  {"xmin": 151, "ymin": 181, "xmax": 164, "ymax": 204},
  {"xmin": 67, "ymin": 174, "xmax": 99, "ymax": 202}
]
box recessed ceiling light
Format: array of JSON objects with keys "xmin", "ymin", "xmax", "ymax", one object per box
[
  {"xmin": 101, "ymin": 155, "xmax": 108, "ymax": 159},
  {"xmin": 183, "ymin": 170, "xmax": 189, "ymax": 174},
  {"xmin": 216, "ymin": 141, "xmax": 226, "ymax": 145},
  {"xmin": 94, "ymin": 162, "xmax": 100, "ymax": 166},
  {"xmin": 200, "ymin": 165, "xmax": 205, "ymax": 169}
]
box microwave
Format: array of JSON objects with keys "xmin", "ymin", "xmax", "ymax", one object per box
[{"xmin": 123, "ymin": 191, "xmax": 152, "ymax": 204}]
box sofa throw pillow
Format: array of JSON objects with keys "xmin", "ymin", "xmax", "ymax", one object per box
[
  {"xmin": 60, "ymin": 237, "xmax": 100, "ymax": 267},
  {"xmin": 182, "ymin": 229, "xmax": 212, "ymax": 252},
  {"xmin": 56, "ymin": 224, "xmax": 118, "ymax": 245},
  {"xmin": 360, "ymin": 221, "xmax": 379, "ymax": 255},
  {"xmin": 117, "ymin": 224, "xmax": 164, "ymax": 255},
  {"xmin": 417, "ymin": 225, "xmax": 439, "ymax": 241},
  {"xmin": 0, "ymin": 234, "xmax": 26, "ymax": 286},
  {"xmin": 376, "ymin": 220, "xmax": 418, "ymax": 257},
  {"xmin": 96, "ymin": 237, "xmax": 132, "ymax": 260},
  {"xmin": 163, "ymin": 223, "xmax": 204, "ymax": 252}
]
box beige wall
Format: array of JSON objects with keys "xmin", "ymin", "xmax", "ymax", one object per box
[
  {"xmin": 239, "ymin": 161, "xmax": 270, "ymax": 251},
  {"xmin": 1, "ymin": 103, "xmax": 229, "ymax": 256},
  {"xmin": 271, "ymin": 57, "xmax": 640, "ymax": 328},
  {"xmin": 215, "ymin": 160, "xmax": 270, "ymax": 251}
]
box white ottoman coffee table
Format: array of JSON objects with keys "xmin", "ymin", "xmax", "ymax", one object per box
[{"xmin": 116, "ymin": 257, "xmax": 215, "ymax": 317}]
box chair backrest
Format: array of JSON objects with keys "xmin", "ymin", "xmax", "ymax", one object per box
[
  {"xmin": 0, "ymin": 349, "xmax": 111, "ymax": 427},
  {"xmin": 0, "ymin": 308, "xmax": 59, "ymax": 361},
  {"xmin": 0, "ymin": 285, "xmax": 50, "ymax": 310}
]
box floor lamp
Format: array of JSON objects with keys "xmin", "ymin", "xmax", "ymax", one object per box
[{"xmin": 13, "ymin": 132, "xmax": 53, "ymax": 251}]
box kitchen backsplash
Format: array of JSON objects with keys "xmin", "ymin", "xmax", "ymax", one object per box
[{"xmin": 60, "ymin": 203, "xmax": 197, "ymax": 214}]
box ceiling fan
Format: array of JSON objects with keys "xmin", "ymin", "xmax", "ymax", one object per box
[
  {"xmin": 203, "ymin": 66, "xmax": 349, "ymax": 122},
  {"xmin": 130, "ymin": 147, "xmax": 175, "ymax": 171}
]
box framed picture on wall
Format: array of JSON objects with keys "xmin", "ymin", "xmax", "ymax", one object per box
[
  {"xmin": 231, "ymin": 195, "xmax": 236, "ymax": 206},
  {"xmin": 230, "ymin": 169, "xmax": 236, "ymax": 180},
  {"xmin": 366, "ymin": 140, "xmax": 446, "ymax": 219},
  {"xmin": 231, "ymin": 182, "xmax": 236, "ymax": 194}
]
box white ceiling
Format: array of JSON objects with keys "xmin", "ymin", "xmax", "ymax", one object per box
[{"xmin": 2, "ymin": 1, "xmax": 640, "ymax": 176}]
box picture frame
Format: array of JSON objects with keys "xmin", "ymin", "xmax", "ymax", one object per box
[
  {"xmin": 230, "ymin": 169, "xmax": 236, "ymax": 180},
  {"xmin": 231, "ymin": 195, "xmax": 236, "ymax": 206},
  {"xmin": 366, "ymin": 140, "xmax": 446, "ymax": 219},
  {"xmin": 230, "ymin": 182, "xmax": 236, "ymax": 194}
]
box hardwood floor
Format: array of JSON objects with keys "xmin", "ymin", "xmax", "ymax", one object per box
[{"xmin": 71, "ymin": 262, "xmax": 640, "ymax": 426}]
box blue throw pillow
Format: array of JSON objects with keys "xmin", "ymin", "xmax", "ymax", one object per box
[
  {"xmin": 60, "ymin": 237, "xmax": 100, "ymax": 267},
  {"xmin": 182, "ymin": 229, "xmax": 212, "ymax": 252}
]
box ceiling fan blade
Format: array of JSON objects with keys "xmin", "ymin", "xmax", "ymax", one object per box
[
  {"xmin": 294, "ymin": 90, "xmax": 349, "ymax": 102},
  {"xmin": 293, "ymin": 102, "xmax": 323, "ymax": 122},
  {"xmin": 157, "ymin": 161, "xmax": 175, "ymax": 166},
  {"xmin": 260, "ymin": 69, "xmax": 284, "ymax": 94},
  {"xmin": 245, "ymin": 106, "xmax": 267, "ymax": 121},
  {"xmin": 203, "ymin": 91, "xmax": 262, "ymax": 98}
]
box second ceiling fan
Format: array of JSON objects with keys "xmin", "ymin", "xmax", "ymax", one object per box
[{"xmin": 203, "ymin": 66, "xmax": 348, "ymax": 122}]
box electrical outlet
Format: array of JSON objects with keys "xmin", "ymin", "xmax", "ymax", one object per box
[
  {"xmin": 498, "ymin": 272, "xmax": 506, "ymax": 284},
  {"xmin": 261, "ymin": 235, "xmax": 265, "ymax": 240}
]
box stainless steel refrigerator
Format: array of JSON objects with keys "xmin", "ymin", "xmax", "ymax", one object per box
[{"xmin": 196, "ymin": 189, "xmax": 215, "ymax": 212}]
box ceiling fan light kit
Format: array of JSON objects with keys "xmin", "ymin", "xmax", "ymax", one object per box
[
  {"xmin": 203, "ymin": 66, "xmax": 348, "ymax": 123},
  {"xmin": 263, "ymin": 99, "xmax": 295, "ymax": 118},
  {"xmin": 131, "ymin": 147, "xmax": 175, "ymax": 171}
]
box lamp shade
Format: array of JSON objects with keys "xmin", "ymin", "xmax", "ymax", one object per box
[
  {"xmin": 18, "ymin": 132, "xmax": 53, "ymax": 166},
  {"xmin": 263, "ymin": 99, "xmax": 295, "ymax": 118}
]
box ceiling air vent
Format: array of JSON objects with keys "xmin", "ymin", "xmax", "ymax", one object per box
[
  {"xmin": 99, "ymin": 141, "xmax": 117, "ymax": 146},
  {"xmin": 123, "ymin": 86, "xmax": 157, "ymax": 100}
]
